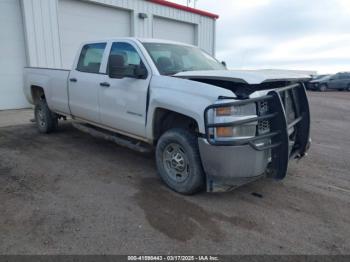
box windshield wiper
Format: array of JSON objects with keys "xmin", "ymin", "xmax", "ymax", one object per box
[
  {"xmin": 163, "ymin": 67, "xmax": 198, "ymax": 76},
  {"xmin": 181, "ymin": 67, "xmax": 197, "ymax": 72},
  {"xmin": 164, "ymin": 71, "xmax": 180, "ymax": 76}
]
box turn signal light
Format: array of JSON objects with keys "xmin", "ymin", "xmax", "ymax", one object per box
[
  {"xmin": 216, "ymin": 107, "xmax": 231, "ymax": 116},
  {"xmin": 216, "ymin": 127, "xmax": 234, "ymax": 137}
]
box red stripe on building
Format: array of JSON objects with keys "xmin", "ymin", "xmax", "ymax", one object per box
[{"xmin": 148, "ymin": 0, "xmax": 219, "ymax": 19}]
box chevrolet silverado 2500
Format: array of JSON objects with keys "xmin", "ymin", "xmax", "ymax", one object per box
[{"xmin": 24, "ymin": 38, "xmax": 311, "ymax": 194}]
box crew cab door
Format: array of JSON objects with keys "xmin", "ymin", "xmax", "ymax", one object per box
[
  {"xmin": 68, "ymin": 43, "xmax": 107, "ymax": 123},
  {"xmin": 99, "ymin": 41, "xmax": 151, "ymax": 138}
]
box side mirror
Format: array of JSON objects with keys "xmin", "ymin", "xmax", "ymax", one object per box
[
  {"xmin": 134, "ymin": 66, "xmax": 148, "ymax": 79},
  {"xmin": 109, "ymin": 67, "xmax": 125, "ymax": 79},
  {"xmin": 108, "ymin": 54, "xmax": 126, "ymax": 79},
  {"xmin": 221, "ymin": 61, "xmax": 227, "ymax": 68}
]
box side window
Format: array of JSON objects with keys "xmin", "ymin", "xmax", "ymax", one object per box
[
  {"xmin": 77, "ymin": 43, "xmax": 106, "ymax": 73},
  {"xmin": 339, "ymin": 73, "xmax": 350, "ymax": 79},
  {"xmin": 108, "ymin": 42, "xmax": 149, "ymax": 79},
  {"xmin": 109, "ymin": 42, "xmax": 142, "ymax": 70}
]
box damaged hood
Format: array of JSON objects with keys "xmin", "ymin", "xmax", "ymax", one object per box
[{"xmin": 175, "ymin": 69, "xmax": 311, "ymax": 85}]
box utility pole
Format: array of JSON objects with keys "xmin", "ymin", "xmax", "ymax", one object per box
[{"xmin": 187, "ymin": 0, "xmax": 198, "ymax": 8}]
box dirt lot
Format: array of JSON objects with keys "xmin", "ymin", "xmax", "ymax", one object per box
[{"xmin": 0, "ymin": 91, "xmax": 349, "ymax": 255}]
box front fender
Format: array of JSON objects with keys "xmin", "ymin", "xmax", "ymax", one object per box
[{"xmin": 146, "ymin": 75, "xmax": 233, "ymax": 140}]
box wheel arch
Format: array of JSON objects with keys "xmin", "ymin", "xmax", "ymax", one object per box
[
  {"xmin": 31, "ymin": 85, "xmax": 46, "ymax": 105},
  {"xmin": 152, "ymin": 107, "xmax": 200, "ymax": 144}
]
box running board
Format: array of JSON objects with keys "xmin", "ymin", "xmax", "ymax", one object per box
[{"xmin": 72, "ymin": 122, "xmax": 153, "ymax": 154}]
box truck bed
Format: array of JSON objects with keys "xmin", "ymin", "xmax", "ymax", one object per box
[{"xmin": 23, "ymin": 67, "xmax": 71, "ymax": 115}]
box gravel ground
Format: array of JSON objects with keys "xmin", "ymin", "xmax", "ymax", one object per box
[{"xmin": 0, "ymin": 91, "xmax": 349, "ymax": 255}]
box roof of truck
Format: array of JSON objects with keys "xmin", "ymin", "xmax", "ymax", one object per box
[{"xmin": 80, "ymin": 37, "xmax": 194, "ymax": 47}]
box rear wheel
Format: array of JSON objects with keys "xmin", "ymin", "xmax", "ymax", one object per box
[
  {"xmin": 155, "ymin": 128, "xmax": 204, "ymax": 195},
  {"xmin": 34, "ymin": 100, "xmax": 58, "ymax": 133},
  {"xmin": 347, "ymin": 84, "xmax": 350, "ymax": 91},
  {"xmin": 319, "ymin": 84, "xmax": 327, "ymax": 92}
]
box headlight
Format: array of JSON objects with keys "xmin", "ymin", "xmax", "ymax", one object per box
[{"xmin": 213, "ymin": 103, "xmax": 257, "ymax": 140}]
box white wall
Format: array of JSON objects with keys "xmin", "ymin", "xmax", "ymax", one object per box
[
  {"xmin": 153, "ymin": 16, "xmax": 197, "ymax": 45},
  {"xmin": 20, "ymin": 0, "xmax": 216, "ymax": 69},
  {"xmin": 0, "ymin": 0, "xmax": 29, "ymax": 109},
  {"xmin": 58, "ymin": 0, "xmax": 132, "ymax": 68}
]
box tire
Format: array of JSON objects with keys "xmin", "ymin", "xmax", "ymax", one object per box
[
  {"xmin": 155, "ymin": 128, "xmax": 205, "ymax": 195},
  {"xmin": 34, "ymin": 100, "xmax": 58, "ymax": 133},
  {"xmin": 319, "ymin": 84, "xmax": 327, "ymax": 92},
  {"xmin": 347, "ymin": 85, "xmax": 350, "ymax": 91}
]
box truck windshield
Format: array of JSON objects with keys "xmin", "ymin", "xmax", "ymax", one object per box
[{"xmin": 143, "ymin": 43, "xmax": 226, "ymax": 75}]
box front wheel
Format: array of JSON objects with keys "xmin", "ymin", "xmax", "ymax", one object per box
[
  {"xmin": 319, "ymin": 84, "xmax": 327, "ymax": 92},
  {"xmin": 34, "ymin": 100, "xmax": 58, "ymax": 133},
  {"xmin": 347, "ymin": 85, "xmax": 350, "ymax": 91},
  {"xmin": 155, "ymin": 128, "xmax": 205, "ymax": 195}
]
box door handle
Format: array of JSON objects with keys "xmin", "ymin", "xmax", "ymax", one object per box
[
  {"xmin": 69, "ymin": 78, "xmax": 77, "ymax": 82},
  {"xmin": 100, "ymin": 82, "xmax": 110, "ymax": 87}
]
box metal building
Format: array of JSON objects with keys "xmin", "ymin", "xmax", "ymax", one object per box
[{"xmin": 0, "ymin": 0, "xmax": 218, "ymax": 110}]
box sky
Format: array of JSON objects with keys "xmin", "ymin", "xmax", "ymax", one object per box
[{"xmin": 169, "ymin": 0, "xmax": 350, "ymax": 74}]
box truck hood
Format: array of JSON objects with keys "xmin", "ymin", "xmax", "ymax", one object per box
[
  {"xmin": 310, "ymin": 75, "xmax": 331, "ymax": 83},
  {"xmin": 175, "ymin": 69, "xmax": 311, "ymax": 85}
]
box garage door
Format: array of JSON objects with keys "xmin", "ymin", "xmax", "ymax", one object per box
[
  {"xmin": 58, "ymin": 0, "xmax": 131, "ymax": 69},
  {"xmin": 0, "ymin": 0, "xmax": 28, "ymax": 110},
  {"xmin": 153, "ymin": 17, "xmax": 196, "ymax": 45}
]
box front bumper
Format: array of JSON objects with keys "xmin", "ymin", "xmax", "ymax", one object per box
[
  {"xmin": 198, "ymin": 138, "xmax": 270, "ymax": 192},
  {"xmin": 200, "ymin": 83, "xmax": 311, "ymax": 192}
]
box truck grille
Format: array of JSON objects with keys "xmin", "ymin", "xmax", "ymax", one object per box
[
  {"xmin": 204, "ymin": 83, "xmax": 311, "ymax": 179},
  {"xmin": 257, "ymin": 101, "xmax": 270, "ymax": 134},
  {"xmin": 258, "ymin": 120, "xmax": 270, "ymax": 134}
]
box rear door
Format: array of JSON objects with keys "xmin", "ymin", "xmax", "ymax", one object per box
[
  {"xmin": 68, "ymin": 43, "xmax": 107, "ymax": 123},
  {"xmin": 99, "ymin": 41, "xmax": 151, "ymax": 138}
]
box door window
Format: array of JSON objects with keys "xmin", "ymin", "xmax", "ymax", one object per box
[
  {"xmin": 108, "ymin": 42, "xmax": 144, "ymax": 77},
  {"xmin": 77, "ymin": 43, "xmax": 107, "ymax": 74},
  {"xmin": 339, "ymin": 73, "xmax": 350, "ymax": 79}
]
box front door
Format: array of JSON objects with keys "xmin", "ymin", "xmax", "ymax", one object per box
[
  {"xmin": 69, "ymin": 42, "xmax": 107, "ymax": 123},
  {"xmin": 99, "ymin": 41, "xmax": 151, "ymax": 138}
]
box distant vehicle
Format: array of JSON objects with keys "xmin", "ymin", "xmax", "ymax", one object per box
[
  {"xmin": 311, "ymin": 74, "xmax": 330, "ymax": 80},
  {"xmin": 308, "ymin": 72, "xmax": 350, "ymax": 91},
  {"xmin": 306, "ymin": 75, "xmax": 330, "ymax": 90}
]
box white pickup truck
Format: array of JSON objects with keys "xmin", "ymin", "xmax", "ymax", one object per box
[{"xmin": 24, "ymin": 38, "xmax": 311, "ymax": 194}]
